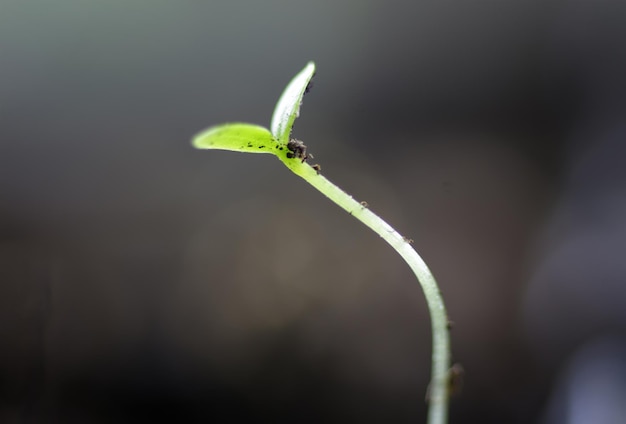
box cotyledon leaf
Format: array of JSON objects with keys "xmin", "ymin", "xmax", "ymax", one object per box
[
  {"xmin": 192, "ymin": 123, "xmax": 281, "ymax": 155},
  {"xmin": 270, "ymin": 61, "xmax": 316, "ymax": 144}
]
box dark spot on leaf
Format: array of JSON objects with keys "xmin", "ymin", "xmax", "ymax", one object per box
[
  {"xmin": 304, "ymin": 73, "xmax": 316, "ymax": 95},
  {"xmin": 287, "ymin": 139, "xmax": 309, "ymax": 162}
]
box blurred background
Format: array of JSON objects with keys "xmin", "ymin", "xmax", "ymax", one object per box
[{"xmin": 1, "ymin": 1, "xmax": 626, "ymax": 423}]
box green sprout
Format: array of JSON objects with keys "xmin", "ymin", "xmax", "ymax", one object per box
[{"xmin": 192, "ymin": 62, "xmax": 452, "ymax": 424}]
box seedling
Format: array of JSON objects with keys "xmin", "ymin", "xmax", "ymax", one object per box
[{"xmin": 192, "ymin": 62, "xmax": 452, "ymax": 424}]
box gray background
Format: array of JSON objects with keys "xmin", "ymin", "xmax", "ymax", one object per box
[{"xmin": 2, "ymin": 1, "xmax": 626, "ymax": 422}]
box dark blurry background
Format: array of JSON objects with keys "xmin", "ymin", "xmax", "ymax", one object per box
[{"xmin": 2, "ymin": 1, "xmax": 626, "ymax": 423}]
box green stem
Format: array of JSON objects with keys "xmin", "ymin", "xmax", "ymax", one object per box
[{"xmin": 280, "ymin": 157, "xmax": 451, "ymax": 424}]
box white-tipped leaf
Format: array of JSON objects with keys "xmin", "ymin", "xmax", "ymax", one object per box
[{"xmin": 270, "ymin": 61, "xmax": 316, "ymax": 144}]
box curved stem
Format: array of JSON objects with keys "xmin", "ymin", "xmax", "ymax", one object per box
[{"xmin": 280, "ymin": 157, "xmax": 451, "ymax": 424}]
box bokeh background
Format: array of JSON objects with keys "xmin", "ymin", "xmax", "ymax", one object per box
[{"xmin": 2, "ymin": 1, "xmax": 626, "ymax": 423}]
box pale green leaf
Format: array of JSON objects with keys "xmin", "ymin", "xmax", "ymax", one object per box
[
  {"xmin": 270, "ymin": 61, "xmax": 316, "ymax": 144},
  {"xmin": 192, "ymin": 123, "xmax": 281, "ymax": 155}
]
